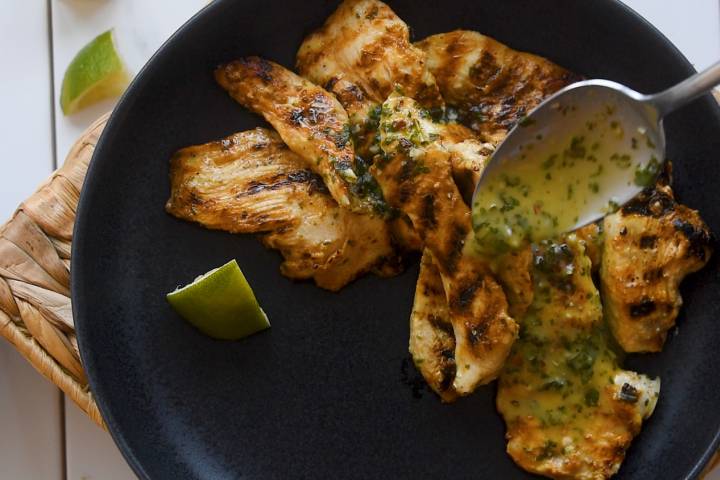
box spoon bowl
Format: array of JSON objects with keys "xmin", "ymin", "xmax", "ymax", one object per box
[{"xmin": 471, "ymin": 61, "xmax": 720, "ymax": 250}]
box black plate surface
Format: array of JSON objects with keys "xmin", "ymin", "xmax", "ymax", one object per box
[{"xmin": 73, "ymin": 1, "xmax": 720, "ymax": 478}]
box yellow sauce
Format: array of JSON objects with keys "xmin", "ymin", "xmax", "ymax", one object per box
[
  {"xmin": 496, "ymin": 238, "xmax": 658, "ymax": 475},
  {"xmin": 498, "ymin": 239, "xmax": 618, "ymax": 436},
  {"xmin": 472, "ymin": 103, "xmax": 661, "ymax": 253},
  {"xmin": 469, "ymin": 97, "xmax": 662, "ymax": 475}
]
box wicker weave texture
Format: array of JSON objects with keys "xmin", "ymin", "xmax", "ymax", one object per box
[{"xmin": 0, "ymin": 114, "xmax": 108, "ymax": 428}]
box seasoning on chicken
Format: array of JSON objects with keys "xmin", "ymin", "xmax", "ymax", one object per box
[
  {"xmin": 434, "ymin": 121, "xmax": 536, "ymax": 318},
  {"xmin": 386, "ymin": 125, "xmax": 494, "ymax": 256},
  {"xmin": 493, "ymin": 247, "xmax": 534, "ymax": 318},
  {"xmin": 215, "ymin": 57, "xmax": 372, "ymax": 212},
  {"xmin": 498, "ymin": 236, "xmax": 659, "ymax": 480},
  {"xmin": 439, "ymin": 123, "xmax": 494, "ymax": 203},
  {"xmin": 575, "ymin": 222, "xmax": 604, "ymax": 271},
  {"xmin": 417, "ymin": 30, "xmax": 580, "ymax": 144},
  {"xmin": 372, "ymin": 95, "xmax": 518, "ymax": 393},
  {"xmin": 296, "ymin": 0, "xmax": 444, "ymax": 156},
  {"xmin": 601, "ymin": 170, "xmax": 712, "ymax": 352},
  {"xmin": 166, "ymin": 127, "xmax": 400, "ymax": 291},
  {"xmin": 406, "ymin": 119, "xmax": 531, "ymax": 398}
]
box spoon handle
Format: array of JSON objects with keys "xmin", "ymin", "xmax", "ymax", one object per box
[{"xmin": 648, "ymin": 60, "xmax": 720, "ymax": 117}]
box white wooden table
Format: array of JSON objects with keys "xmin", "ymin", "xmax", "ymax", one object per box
[{"xmin": 0, "ymin": 1, "xmax": 717, "ymax": 478}]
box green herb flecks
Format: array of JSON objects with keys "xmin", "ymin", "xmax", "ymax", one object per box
[
  {"xmin": 350, "ymin": 155, "xmax": 391, "ymax": 216},
  {"xmin": 634, "ymin": 156, "xmax": 662, "ymax": 187}
]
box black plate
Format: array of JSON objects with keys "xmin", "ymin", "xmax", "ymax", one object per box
[{"xmin": 72, "ymin": 1, "xmax": 720, "ymax": 478}]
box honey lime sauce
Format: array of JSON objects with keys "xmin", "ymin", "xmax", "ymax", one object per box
[
  {"xmin": 471, "ymin": 102, "xmax": 661, "ymax": 254},
  {"xmin": 496, "ymin": 237, "xmax": 659, "ymax": 475},
  {"xmin": 498, "ymin": 237, "xmax": 614, "ymax": 427}
]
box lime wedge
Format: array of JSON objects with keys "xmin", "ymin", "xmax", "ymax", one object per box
[
  {"xmin": 60, "ymin": 29, "xmax": 131, "ymax": 115},
  {"xmin": 167, "ymin": 260, "xmax": 270, "ymax": 340}
]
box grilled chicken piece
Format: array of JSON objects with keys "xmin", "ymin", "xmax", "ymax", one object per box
[
  {"xmin": 417, "ymin": 30, "xmax": 580, "ymax": 144},
  {"xmin": 410, "ymin": 250, "xmax": 458, "ymax": 402},
  {"xmin": 601, "ymin": 174, "xmax": 712, "ymax": 352},
  {"xmin": 165, "ymin": 127, "xmax": 399, "ymax": 291},
  {"xmin": 411, "ymin": 245, "xmax": 531, "ymax": 401},
  {"xmin": 387, "ymin": 115, "xmax": 494, "ymax": 253},
  {"xmin": 436, "ymin": 121, "xmax": 534, "ymax": 317},
  {"xmin": 372, "ymin": 95, "xmax": 518, "ymax": 393},
  {"xmin": 575, "ymin": 222, "xmax": 604, "ymax": 271},
  {"xmin": 296, "ymin": 0, "xmax": 444, "ymax": 155},
  {"xmin": 498, "ymin": 236, "xmax": 659, "ymax": 480},
  {"xmin": 407, "ymin": 122, "xmax": 529, "ymax": 398},
  {"xmin": 215, "ymin": 57, "xmax": 371, "ymax": 212}
]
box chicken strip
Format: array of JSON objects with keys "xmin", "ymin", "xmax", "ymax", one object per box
[
  {"xmin": 411, "ymin": 244, "xmax": 532, "ymax": 402},
  {"xmin": 372, "ymin": 95, "xmax": 518, "ymax": 393},
  {"xmin": 297, "ymin": 0, "xmax": 444, "ymax": 155},
  {"xmin": 498, "ymin": 236, "xmax": 659, "ymax": 480},
  {"xmin": 417, "ymin": 30, "xmax": 580, "ymax": 144},
  {"xmin": 375, "ymin": 110, "xmax": 492, "ymax": 254},
  {"xmin": 215, "ymin": 57, "xmax": 372, "ymax": 212},
  {"xmin": 380, "ymin": 98, "xmax": 528, "ymax": 396},
  {"xmin": 391, "ymin": 122, "xmax": 493, "ymax": 253},
  {"xmin": 389, "ymin": 215, "xmax": 424, "ymax": 252},
  {"xmin": 165, "ymin": 127, "xmax": 399, "ymax": 291},
  {"xmin": 436, "ymin": 121, "xmax": 534, "ymax": 317},
  {"xmin": 601, "ymin": 172, "xmax": 712, "ymax": 352},
  {"xmin": 407, "ymin": 122, "xmax": 530, "ymax": 399},
  {"xmin": 409, "ymin": 250, "xmax": 458, "ymax": 402}
]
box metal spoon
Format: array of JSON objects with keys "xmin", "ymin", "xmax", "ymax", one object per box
[{"xmin": 471, "ymin": 61, "xmax": 720, "ymax": 249}]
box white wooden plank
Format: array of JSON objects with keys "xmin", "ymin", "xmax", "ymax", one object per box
[
  {"xmin": 64, "ymin": 400, "xmax": 137, "ymax": 480},
  {"xmin": 0, "ymin": 1, "xmax": 64, "ymax": 479},
  {"xmin": 0, "ymin": 342, "xmax": 63, "ymax": 479},
  {"xmin": 0, "ymin": 0, "xmax": 56, "ymax": 219}
]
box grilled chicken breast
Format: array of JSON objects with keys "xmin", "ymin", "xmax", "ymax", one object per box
[
  {"xmin": 435, "ymin": 120, "xmax": 535, "ymax": 318},
  {"xmin": 215, "ymin": 57, "xmax": 371, "ymax": 212},
  {"xmin": 409, "ymin": 250, "xmax": 458, "ymax": 402},
  {"xmin": 297, "ymin": 0, "xmax": 444, "ymax": 155},
  {"xmin": 411, "ymin": 244, "xmax": 532, "ymax": 401},
  {"xmin": 165, "ymin": 127, "xmax": 399, "ymax": 291},
  {"xmin": 372, "ymin": 95, "xmax": 518, "ymax": 393},
  {"xmin": 498, "ymin": 236, "xmax": 659, "ymax": 480},
  {"xmin": 417, "ymin": 30, "xmax": 580, "ymax": 144},
  {"xmin": 406, "ymin": 120, "xmax": 528, "ymax": 398},
  {"xmin": 601, "ymin": 174, "xmax": 712, "ymax": 352},
  {"xmin": 386, "ymin": 124, "xmax": 493, "ymax": 255}
]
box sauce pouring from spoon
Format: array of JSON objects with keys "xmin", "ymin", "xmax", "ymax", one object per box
[{"xmin": 471, "ymin": 60, "xmax": 720, "ymax": 253}]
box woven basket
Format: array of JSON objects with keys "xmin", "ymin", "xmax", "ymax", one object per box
[
  {"xmin": 0, "ymin": 114, "xmax": 108, "ymax": 428},
  {"xmin": 1, "ymin": 113, "xmax": 718, "ymax": 475}
]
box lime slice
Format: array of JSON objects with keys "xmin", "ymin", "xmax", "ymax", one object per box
[
  {"xmin": 60, "ymin": 29, "xmax": 131, "ymax": 115},
  {"xmin": 167, "ymin": 260, "xmax": 270, "ymax": 340}
]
